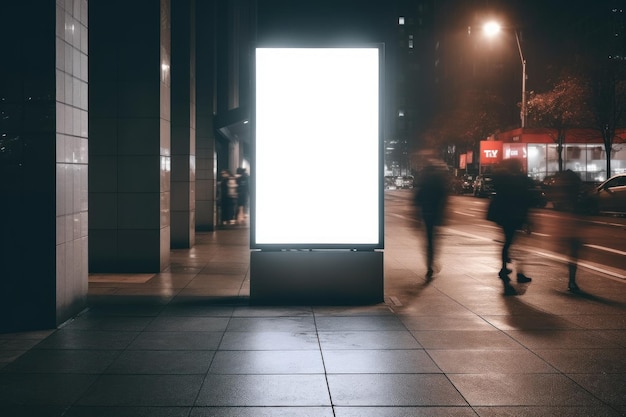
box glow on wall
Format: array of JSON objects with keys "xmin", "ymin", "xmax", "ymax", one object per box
[{"xmin": 253, "ymin": 47, "xmax": 382, "ymax": 248}]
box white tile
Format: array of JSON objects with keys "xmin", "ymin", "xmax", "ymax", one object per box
[
  {"xmin": 56, "ymin": 163, "xmax": 67, "ymax": 215},
  {"xmin": 56, "ymin": 214, "xmax": 66, "ymax": 245},
  {"xmin": 64, "ymin": 72, "xmax": 72, "ymax": 105},
  {"xmin": 56, "ymin": 37, "xmax": 64, "ymax": 70}
]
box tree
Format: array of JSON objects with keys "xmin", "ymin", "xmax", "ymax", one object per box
[
  {"xmin": 526, "ymin": 72, "xmax": 593, "ymax": 172},
  {"xmin": 422, "ymin": 88, "xmax": 508, "ymax": 168},
  {"xmin": 588, "ymin": 61, "xmax": 626, "ymax": 177}
]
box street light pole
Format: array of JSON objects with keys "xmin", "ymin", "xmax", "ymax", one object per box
[
  {"xmin": 514, "ymin": 30, "xmax": 526, "ymax": 129},
  {"xmin": 483, "ymin": 22, "xmax": 527, "ymax": 129}
]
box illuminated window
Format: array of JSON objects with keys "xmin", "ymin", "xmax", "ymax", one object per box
[{"xmin": 398, "ymin": 16, "xmax": 405, "ymax": 25}]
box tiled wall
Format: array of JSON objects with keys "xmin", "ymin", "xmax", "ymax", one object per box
[
  {"xmin": 195, "ymin": 0, "xmax": 218, "ymax": 231},
  {"xmin": 171, "ymin": 0, "xmax": 196, "ymax": 248},
  {"xmin": 89, "ymin": 0, "xmax": 171, "ymax": 272},
  {"xmin": 55, "ymin": 0, "xmax": 89, "ymax": 322}
]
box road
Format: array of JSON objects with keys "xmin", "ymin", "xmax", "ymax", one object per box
[{"xmin": 385, "ymin": 190, "xmax": 626, "ymax": 280}]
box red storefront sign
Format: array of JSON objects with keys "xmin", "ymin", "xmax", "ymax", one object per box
[
  {"xmin": 480, "ymin": 141, "xmax": 503, "ymax": 165},
  {"xmin": 504, "ymin": 143, "xmax": 527, "ymax": 159},
  {"xmin": 459, "ymin": 154, "xmax": 467, "ymax": 169}
]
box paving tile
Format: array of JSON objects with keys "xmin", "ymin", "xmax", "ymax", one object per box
[
  {"xmin": 226, "ymin": 317, "xmax": 316, "ymax": 332},
  {"xmin": 323, "ymin": 349, "xmax": 440, "ymax": 373},
  {"xmin": 195, "ymin": 374, "xmax": 331, "ymax": 406},
  {"xmin": 2, "ymin": 349, "xmax": 119, "ymax": 374},
  {"xmin": 474, "ymin": 406, "xmax": 623, "ymax": 417},
  {"xmin": 64, "ymin": 406, "xmax": 191, "ymax": 417},
  {"xmin": 428, "ymin": 349, "xmax": 557, "ymax": 374},
  {"xmin": 0, "ymin": 373, "xmax": 97, "ymax": 405},
  {"xmin": 60, "ymin": 315, "xmax": 153, "ymax": 331},
  {"xmin": 159, "ymin": 303, "xmax": 235, "ymax": 317},
  {"xmin": 0, "ymin": 405, "xmax": 67, "ymax": 416},
  {"xmin": 505, "ymin": 330, "xmax": 622, "ymax": 349},
  {"xmin": 128, "ymin": 331, "xmax": 223, "ymax": 350},
  {"xmin": 76, "ymin": 375, "xmax": 204, "ymax": 406},
  {"xmin": 533, "ymin": 348, "xmax": 626, "ymax": 374},
  {"xmin": 411, "ymin": 330, "xmax": 522, "ymax": 350},
  {"xmin": 34, "ymin": 330, "xmax": 138, "ymax": 350},
  {"xmin": 232, "ymin": 306, "xmax": 314, "ymax": 317},
  {"xmin": 398, "ymin": 315, "xmax": 496, "ymax": 331},
  {"xmin": 448, "ymin": 374, "xmax": 604, "ymax": 406},
  {"xmin": 314, "ymin": 316, "xmax": 406, "ymax": 331},
  {"xmin": 317, "ymin": 330, "xmax": 421, "ymax": 350},
  {"xmin": 219, "ymin": 331, "xmax": 319, "ymax": 350},
  {"xmin": 209, "ymin": 350, "xmax": 324, "ymax": 374},
  {"xmin": 562, "ymin": 314, "xmax": 626, "ymax": 330},
  {"xmin": 568, "ymin": 373, "xmax": 626, "ymax": 406},
  {"xmin": 190, "ymin": 407, "xmax": 334, "ymax": 416},
  {"xmin": 334, "ymin": 407, "xmax": 478, "ymax": 417},
  {"xmin": 481, "ymin": 314, "xmax": 582, "ymax": 331},
  {"xmin": 327, "ymin": 374, "xmax": 467, "ymax": 406},
  {"xmin": 145, "ymin": 316, "xmax": 230, "ymax": 332},
  {"xmin": 106, "ymin": 350, "xmax": 215, "ymax": 374}
]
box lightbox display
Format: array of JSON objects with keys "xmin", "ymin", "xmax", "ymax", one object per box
[{"xmin": 253, "ymin": 47, "xmax": 383, "ymax": 249}]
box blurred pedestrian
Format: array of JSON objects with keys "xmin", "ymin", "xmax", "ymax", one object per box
[
  {"xmin": 236, "ymin": 167, "xmax": 250, "ymax": 225},
  {"xmin": 551, "ymin": 169, "xmax": 585, "ymax": 292},
  {"xmin": 219, "ymin": 169, "xmax": 236, "ymax": 225},
  {"xmin": 488, "ymin": 158, "xmax": 534, "ymax": 295},
  {"xmin": 414, "ymin": 161, "xmax": 448, "ymax": 280}
]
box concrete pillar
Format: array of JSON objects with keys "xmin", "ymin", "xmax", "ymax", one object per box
[
  {"xmin": 0, "ymin": 0, "xmax": 88, "ymax": 331},
  {"xmin": 89, "ymin": 0, "xmax": 171, "ymax": 272},
  {"xmin": 195, "ymin": 0, "xmax": 218, "ymax": 231},
  {"xmin": 171, "ymin": 0, "xmax": 196, "ymax": 248}
]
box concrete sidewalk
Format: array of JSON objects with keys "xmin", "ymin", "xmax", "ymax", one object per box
[{"xmin": 0, "ymin": 207, "xmax": 624, "ymax": 416}]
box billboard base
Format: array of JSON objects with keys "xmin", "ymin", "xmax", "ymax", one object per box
[{"xmin": 250, "ymin": 250, "xmax": 383, "ymax": 305}]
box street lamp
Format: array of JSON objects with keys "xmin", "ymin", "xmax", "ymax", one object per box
[{"xmin": 483, "ymin": 21, "xmax": 527, "ymax": 129}]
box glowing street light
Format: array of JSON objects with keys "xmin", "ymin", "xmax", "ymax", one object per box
[{"xmin": 483, "ymin": 21, "xmax": 527, "ymax": 129}]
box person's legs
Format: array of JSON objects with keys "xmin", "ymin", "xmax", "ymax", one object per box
[
  {"xmin": 500, "ymin": 226, "xmax": 515, "ymax": 276},
  {"xmin": 499, "ymin": 225, "xmax": 517, "ymax": 295},
  {"xmin": 568, "ymin": 237, "xmax": 581, "ymax": 291},
  {"xmin": 424, "ymin": 220, "xmax": 435, "ymax": 279}
]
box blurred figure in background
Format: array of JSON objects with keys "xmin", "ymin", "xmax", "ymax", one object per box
[
  {"xmin": 414, "ymin": 160, "xmax": 449, "ymax": 280},
  {"xmin": 488, "ymin": 158, "xmax": 534, "ymax": 295},
  {"xmin": 219, "ymin": 169, "xmax": 236, "ymax": 225},
  {"xmin": 551, "ymin": 169, "xmax": 585, "ymax": 292},
  {"xmin": 236, "ymin": 167, "xmax": 250, "ymax": 225}
]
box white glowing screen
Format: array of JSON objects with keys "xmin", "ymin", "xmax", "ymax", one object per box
[{"xmin": 254, "ymin": 47, "xmax": 381, "ymax": 246}]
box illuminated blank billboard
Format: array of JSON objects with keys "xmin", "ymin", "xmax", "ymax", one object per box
[{"xmin": 253, "ymin": 47, "xmax": 383, "ymax": 249}]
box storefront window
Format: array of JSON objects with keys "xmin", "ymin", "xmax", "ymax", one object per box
[
  {"xmin": 564, "ymin": 144, "xmax": 585, "ymax": 177},
  {"xmin": 586, "ymin": 145, "xmax": 607, "ymax": 182},
  {"xmin": 546, "ymin": 144, "xmax": 559, "ymax": 178},
  {"xmin": 527, "ymin": 144, "xmax": 546, "ymax": 180},
  {"xmin": 611, "ymin": 145, "xmax": 626, "ymax": 176}
]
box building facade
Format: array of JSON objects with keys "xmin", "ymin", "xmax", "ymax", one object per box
[
  {"xmin": 0, "ymin": 0, "xmax": 255, "ymax": 332},
  {"xmin": 477, "ymin": 128, "xmax": 626, "ymax": 182}
]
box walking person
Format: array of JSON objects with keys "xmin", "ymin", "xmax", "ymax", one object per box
[
  {"xmin": 414, "ymin": 162, "xmax": 448, "ymax": 280},
  {"xmin": 488, "ymin": 158, "xmax": 533, "ymax": 295},
  {"xmin": 219, "ymin": 169, "xmax": 235, "ymax": 225},
  {"xmin": 551, "ymin": 169, "xmax": 585, "ymax": 292}
]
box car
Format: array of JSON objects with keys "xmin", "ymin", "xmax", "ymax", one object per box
[
  {"xmin": 584, "ymin": 173, "xmax": 626, "ymax": 215},
  {"xmin": 451, "ymin": 174, "xmax": 475, "ymax": 194},
  {"xmin": 473, "ymin": 174, "xmax": 495, "ymax": 197},
  {"xmin": 400, "ymin": 175, "xmax": 415, "ymax": 189}
]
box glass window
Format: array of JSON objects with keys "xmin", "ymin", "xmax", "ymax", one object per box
[
  {"xmin": 586, "ymin": 145, "xmax": 607, "ymax": 182},
  {"xmin": 611, "ymin": 145, "xmax": 626, "ymax": 176},
  {"xmin": 564, "ymin": 144, "xmax": 585, "ymax": 175},
  {"xmin": 527, "ymin": 144, "xmax": 546, "ymax": 180}
]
